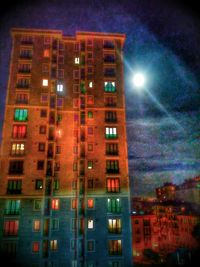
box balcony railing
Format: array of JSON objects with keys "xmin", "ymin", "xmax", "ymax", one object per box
[
  {"xmin": 7, "ymin": 189, "xmax": 22, "ymax": 195},
  {"xmin": 106, "ymin": 169, "xmax": 120, "ymax": 174}
]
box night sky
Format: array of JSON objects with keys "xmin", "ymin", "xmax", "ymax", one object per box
[{"xmin": 0, "ymin": 0, "xmax": 200, "ymax": 197}]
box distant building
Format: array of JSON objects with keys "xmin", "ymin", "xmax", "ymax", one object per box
[
  {"xmin": 176, "ymin": 177, "xmax": 200, "ymax": 205},
  {"xmin": 132, "ymin": 213, "xmax": 199, "ymax": 265},
  {"xmin": 0, "ymin": 28, "xmax": 132, "ymax": 267},
  {"xmin": 156, "ymin": 182, "xmax": 176, "ymax": 201}
]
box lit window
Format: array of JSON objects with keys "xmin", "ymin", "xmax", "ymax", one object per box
[
  {"xmin": 89, "ymin": 81, "xmax": 93, "ymax": 88},
  {"xmin": 87, "ymin": 199, "xmax": 94, "ymax": 209},
  {"xmin": 35, "ymin": 179, "xmax": 43, "ymax": 190},
  {"xmin": 71, "ymin": 199, "xmax": 77, "ymax": 209},
  {"xmin": 5, "ymin": 200, "xmax": 20, "ymax": 215},
  {"xmin": 14, "ymin": 109, "xmax": 28, "ymax": 121},
  {"xmin": 11, "ymin": 143, "xmax": 25, "ymax": 156},
  {"xmin": 33, "ymin": 220, "xmax": 41, "ymax": 232},
  {"xmin": 33, "ymin": 199, "xmax": 42, "ymax": 211},
  {"xmin": 50, "ymin": 240, "xmax": 58, "ymax": 250},
  {"xmin": 105, "ymin": 127, "xmax": 117, "ymax": 139},
  {"xmin": 88, "ymin": 161, "xmax": 93, "ymax": 169},
  {"xmin": 75, "ymin": 57, "xmax": 80, "ymax": 64},
  {"xmin": 87, "ymin": 95, "xmax": 94, "ymax": 105},
  {"xmin": 57, "ymin": 84, "xmax": 63, "ymax": 92},
  {"xmin": 88, "ymin": 219, "xmax": 94, "ymax": 229},
  {"xmin": 88, "ymin": 111, "xmax": 93, "ymax": 118},
  {"xmin": 12, "ymin": 125, "xmax": 26, "ymax": 139},
  {"xmin": 108, "ymin": 240, "xmax": 122, "ymax": 256},
  {"xmin": 3, "ymin": 220, "xmax": 19, "ymax": 236},
  {"xmin": 32, "ymin": 242, "xmax": 40, "ymax": 253},
  {"xmin": 107, "ymin": 178, "xmax": 120, "ymax": 193},
  {"xmin": 52, "ymin": 199, "xmax": 59, "ymax": 210},
  {"xmin": 104, "ymin": 81, "xmax": 116, "ymax": 92},
  {"xmin": 16, "ymin": 93, "xmax": 28, "ymax": 104},
  {"xmin": 107, "ymin": 198, "xmax": 121, "ymax": 213},
  {"xmin": 108, "ymin": 219, "xmax": 122, "ymax": 233},
  {"xmin": 43, "ymin": 49, "xmax": 50, "ymax": 57},
  {"xmin": 42, "ymin": 79, "xmax": 48, "ymax": 86},
  {"xmin": 88, "ymin": 144, "xmax": 93, "ymax": 152}
]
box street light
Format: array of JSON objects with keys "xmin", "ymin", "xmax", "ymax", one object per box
[{"xmin": 132, "ymin": 72, "xmax": 145, "ymax": 90}]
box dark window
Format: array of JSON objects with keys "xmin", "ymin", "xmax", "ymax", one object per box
[
  {"xmin": 56, "ymin": 146, "xmax": 61, "ymax": 154},
  {"xmin": 16, "ymin": 78, "xmax": 30, "ymax": 88},
  {"xmin": 106, "ymin": 143, "xmax": 118, "ymax": 155},
  {"xmin": 105, "ymin": 96, "xmax": 117, "ymax": 107},
  {"xmin": 18, "ymin": 63, "xmax": 31, "ymax": 73},
  {"xmin": 9, "ymin": 161, "xmax": 23, "ymax": 174},
  {"xmin": 106, "ymin": 160, "xmax": 119, "ymax": 173},
  {"xmin": 103, "ymin": 40, "xmax": 115, "ymax": 49},
  {"xmin": 40, "ymin": 109, "xmax": 47, "ymax": 118},
  {"xmin": 7, "ymin": 180, "xmax": 22, "ymax": 194},
  {"xmin": 39, "ymin": 126, "xmax": 46, "ymax": 134},
  {"xmin": 105, "ymin": 111, "xmax": 117, "ymax": 122},
  {"xmin": 37, "ymin": 161, "xmax": 44, "ymax": 170},
  {"xmin": 15, "ymin": 93, "xmax": 28, "ymax": 104},
  {"xmin": 88, "ymin": 179, "xmax": 94, "ymax": 189},
  {"xmin": 38, "ymin": 143, "xmax": 45, "ymax": 152},
  {"xmin": 87, "ymin": 240, "xmax": 95, "ymax": 252},
  {"xmin": 20, "ymin": 49, "xmax": 32, "ymax": 59},
  {"xmin": 104, "ymin": 68, "xmax": 115, "ymax": 77},
  {"xmin": 104, "ymin": 54, "xmax": 115, "ymax": 63}
]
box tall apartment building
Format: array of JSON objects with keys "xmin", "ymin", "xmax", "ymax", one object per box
[{"xmin": 0, "ymin": 28, "xmax": 132, "ymax": 267}]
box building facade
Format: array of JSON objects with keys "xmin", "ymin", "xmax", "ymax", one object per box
[{"xmin": 0, "ymin": 29, "xmax": 132, "ymax": 267}]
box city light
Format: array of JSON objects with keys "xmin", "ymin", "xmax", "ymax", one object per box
[{"xmin": 132, "ymin": 72, "xmax": 145, "ymax": 88}]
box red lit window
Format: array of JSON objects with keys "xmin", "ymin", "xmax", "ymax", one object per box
[
  {"xmin": 87, "ymin": 199, "xmax": 94, "ymax": 209},
  {"xmin": 4, "ymin": 220, "xmax": 19, "ymax": 236},
  {"xmin": 32, "ymin": 242, "xmax": 40, "ymax": 252},
  {"xmin": 87, "ymin": 95, "xmax": 94, "ymax": 105},
  {"xmin": 52, "ymin": 199, "xmax": 59, "ymax": 210},
  {"xmin": 107, "ymin": 178, "xmax": 120, "ymax": 193},
  {"xmin": 12, "ymin": 125, "xmax": 26, "ymax": 139}
]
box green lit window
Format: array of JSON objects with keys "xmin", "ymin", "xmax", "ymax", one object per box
[
  {"xmin": 53, "ymin": 179, "xmax": 59, "ymax": 190},
  {"xmin": 104, "ymin": 81, "xmax": 116, "ymax": 92},
  {"xmin": 35, "ymin": 179, "xmax": 43, "ymax": 190},
  {"xmin": 107, "ymin": 198, "xmax": 121, "ymax": 213},
  {"xmin": 88, "ymin": 111, "xmax": 93, "ymax": 118},
  {"xmin": 80, "ymin": 82, "xmax": 86, "ymax": 94},
  {"xmin": 14, "ymin": 109, "xmax": 28, "ymax": 121},
  {"xmin": 5, "ymin": 200, "xmax": 20, "ymax": 215},
  {"xmin": 106, "ymin": 127, "xmax": 117, "ymax": 139}
]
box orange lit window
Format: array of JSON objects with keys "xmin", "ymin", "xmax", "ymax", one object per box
[
  {"xmin": 71, "ymin": 199, "xmax": 77, "ymax": 209},
  {"xmin": 43, "ymin": 49, "xmax": 50, "ymax": 57},
  {"xmin": 52, "ymin": 199, "xmax": 59, "ymax": 210},
  {"xmin": 32, "ymin": 242, "xmax": 40, "ymax": 252},
  {"xmin": 33, "ymin": 220, "xmax": 40, "ymax": 232},
  {"xmin": 87, "ymin": 199, "xmax": 94, "ymax": 209}
]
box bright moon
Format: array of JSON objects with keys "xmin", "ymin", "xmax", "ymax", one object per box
[{"xmin": 133, "ymin": 73, "xmax": 145, "ymax": 88}]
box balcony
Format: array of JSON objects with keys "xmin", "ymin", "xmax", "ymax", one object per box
[
  {"xmin": 106, "ymin": 169, "xmax": 120, "ymax": 174},
  {"xmin": 104, "ymin": 56, "xmax": 115, "ymax": 64},
  {"xmin": 4, "ymin": 209, "xmax": 20, "ymax": 215},
  {"xmin": 16, "ymin": 84, "xmax": 30, "ymax": 89},
  {"xmin": 106, "ymin": 151, "xmax": 119, "ymax": 156},
  {"xmin": 105, "ymin": 118, "xmax": 117, "ymax": 123},
  {"xmin": 19, "ymin": 54, "xmax": 32, "ymax": 60},
  {"xmin": 18, "ymin": 69, "xmax": 31, "ymax": 74}
]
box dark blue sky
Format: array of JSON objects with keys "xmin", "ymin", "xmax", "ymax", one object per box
[{"xmin": 0, "ymin": 0, "xmax": 200, "ymax": 196}]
